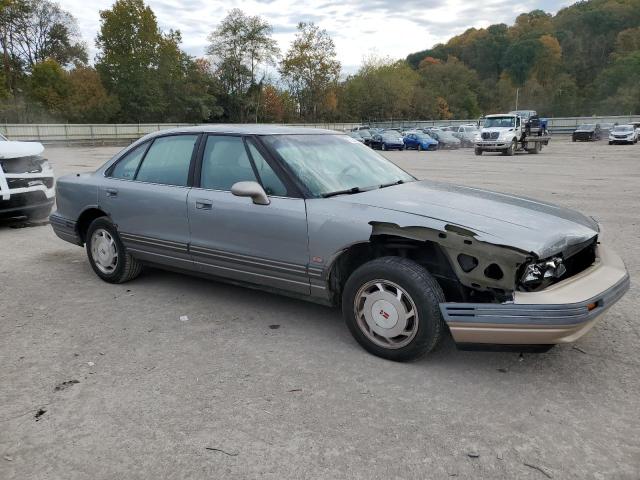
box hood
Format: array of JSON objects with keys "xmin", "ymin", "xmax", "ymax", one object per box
[
  {"xmin": 333, "ymin": 180, "xmax": 599, "ymax": 258},
  {"xmin": 481, "ymin": 127, "xmax": 515, "ymax": 134},
  {"xmin": 0, "ymin": 141, "xmax": 44, "ymax": 159}
]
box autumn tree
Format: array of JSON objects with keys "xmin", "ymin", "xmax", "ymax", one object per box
[
  {"xmin": 280, "ymin": 22, "xmax": 341, "ymax": 121},
  {"xmin": 64, "ymin": 66, "xmax": 119, "ymax": 122}
]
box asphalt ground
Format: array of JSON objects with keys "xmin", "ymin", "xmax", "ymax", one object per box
[{"xmin": 1, "ymin": 137, "xmax": 639, "ymax": 479}]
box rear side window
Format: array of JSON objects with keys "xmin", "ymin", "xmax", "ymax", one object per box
[
  {"xmin": 200, "ymin": 136, "xmax": 257, "ymax": 191},
  {"xmin": 110, "ymin": 143, "xmax": 147, "ymax": 179},
  {"xmin": 136, "ymin": 135, "xmax": 198, "ymax": 186},
  {"xmin": 246, "ymin": 140, "xmax": 287, "ymax": 196}
]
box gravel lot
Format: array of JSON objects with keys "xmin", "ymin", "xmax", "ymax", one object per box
[{"xmin": 1, "ymin": 138, "xmax": 638, "ymax": 479}]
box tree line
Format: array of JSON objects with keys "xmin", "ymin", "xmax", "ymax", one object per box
[{"xmin": 0, "ymin": 0, "xmax": 639, "ymax": 124}]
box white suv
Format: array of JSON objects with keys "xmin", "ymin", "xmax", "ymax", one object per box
[{"xmin": 0, "ymin": 138, "xmax": 55, "ymax": 220}]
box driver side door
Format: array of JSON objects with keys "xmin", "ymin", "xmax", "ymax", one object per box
[{"xmin": 187, "ymin": 135, "xmax": 311, "ymax": 295}]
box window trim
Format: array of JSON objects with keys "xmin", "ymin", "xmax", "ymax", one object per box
[
  {"xmin": 105, "ymin": 132, "xmax": 203, "ymax": 188},
  {"xmin": 193, "ymin": 133, "xmax": 303, "ymax": 199},
  {"xmin": 105, "ymin": 140, "xmax": 152, "ymax": 179}
]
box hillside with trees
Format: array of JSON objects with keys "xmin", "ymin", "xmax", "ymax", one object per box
[{"xmin": 0, "ymin": 0, "xmax": 639, "ymax": 123}]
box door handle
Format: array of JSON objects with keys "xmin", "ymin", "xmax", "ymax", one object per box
[
  {"xmin": 105, "ymin": 188, "xmax": 118, "ymax": 197},
  {"xmin": 195, "ymin": 199, "xmax": 213, "ymax": 210}
]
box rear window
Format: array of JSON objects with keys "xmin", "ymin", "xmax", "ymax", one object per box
[{"xmin": 135, "ymin": 135, "xmax": 198, "ymax": 186}]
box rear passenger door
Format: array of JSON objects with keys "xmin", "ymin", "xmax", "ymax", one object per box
[
  {"xmin": 187, "ymin": 135, "xmax": 310, "ymax": 295},
  {"xmin": 99, "ymin": 134, "xmax": 199, "ymax": 270}
]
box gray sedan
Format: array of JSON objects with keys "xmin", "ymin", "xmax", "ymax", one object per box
[{"xmin": 51, "ymin": 126, "xmax": 629, "ymax": 361}]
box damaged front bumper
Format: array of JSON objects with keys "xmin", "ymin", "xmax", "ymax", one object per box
[
  {"xmin": 440, "ymin": 246, "xmax": 629, "ymax": 345},
  {"xmin": 0, "ymin": 159, "xmax": 55, "ymax": 218}
]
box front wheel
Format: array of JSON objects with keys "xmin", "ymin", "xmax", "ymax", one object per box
[
  {"xmin": 86, "ymin": 217, "xmax": 143, "ymax": 284},
  {"xmin": 342, "ymin": 257, "xmax": 446, "ymax": 362},
  {"xmin": 474, "ymin": 147, "xmax": 483, "ymax": 156},
  {"xmin": 503, "ymin": 139, "xmax": 516, "ymax": 156}
]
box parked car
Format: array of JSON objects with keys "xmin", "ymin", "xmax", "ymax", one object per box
[
  {"xmin": 426, "ymin": 129, "xmax": 461, "ymax": 149},
  {"xmin": 50, "ymin": 125, "xmax": 629, "ymax": 361},
  {"xmin": 453, "ymin": 125, "xmax": 480, "ymax": 147},
  {"xmin": 608, "ymin": 125, "xmax": 638, "ymax": 144},
  {"xmin": 351, "ymin": 125, "xmax": 371, "ymax": 132},
  {"xmin": 357, "ymin": 129, "xmax": 373, "ymax": 146},
  {"xmin": 403, "ymin": 132, "xmax": 438, "ymax": 151},
  {"xmin": 0, "ymin": 138, "xmax": 55, "ymax": 220},
  {"xmin": 347, "ymin": 131, "xmax": 365, "ymax": 143},
  {"xmin": 370, "ymin": 131, "xmax": 405, "ymax": 151},
  {"xmin": 632, "ymin": 122, "xmax": 640, "ymax": 138},
  {"xmin": 572, "ymin": 124, "xmax": 602, "ymax": 142}
]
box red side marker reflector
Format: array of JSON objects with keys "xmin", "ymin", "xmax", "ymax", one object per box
[{"xmin": 587, "ymin": 302, "xmax": 597, "ymax": 311}]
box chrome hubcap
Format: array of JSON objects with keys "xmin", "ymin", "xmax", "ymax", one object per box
[
  {"xmin": 354, "ymin": 280, "xmax": 419, "ymax": 349},
  {"xmin": 90, "ymin": 228, "xmax": 118, "ymax": 274}
]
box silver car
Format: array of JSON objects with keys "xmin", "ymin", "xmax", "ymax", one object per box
[{"xmin": 51, "ymin": 126, "xmax": 629, "ymax": 361}]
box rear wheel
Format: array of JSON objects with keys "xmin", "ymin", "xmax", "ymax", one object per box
[
  {"xmin": 342, "ymin": 257, "xmax": 446, "ymax": 362},
  {"xmin": 86, "ymin": 217, "xmax": 143, "ymax": 284}
]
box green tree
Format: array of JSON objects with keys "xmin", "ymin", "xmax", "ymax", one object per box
[
  {"xmin": 95, "ymin": 0, "xmax": 164, "ymax": 122},
  {"xmin": 206, "ymin": 8, "xmax": 279, "ymax": 121},
  {"xmin": 27, "ymin": 59, "xmax": 70, "ymax": 115},
  {"xmin": 419, "ymin": 57, "xmax": 483, "ymax": 118},
  {"xmin": 279, "ymin": 22, "xmax": 341, "ymax": 121}
]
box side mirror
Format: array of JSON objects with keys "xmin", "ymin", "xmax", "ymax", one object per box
[{"xmin": 231, "ymin": 181, "xmax": 270, "ymax": 205}]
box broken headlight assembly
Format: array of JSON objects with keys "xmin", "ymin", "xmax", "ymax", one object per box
[{"xmin": 519, "ymin": 257, "xmax": 567, "ymax": 291}]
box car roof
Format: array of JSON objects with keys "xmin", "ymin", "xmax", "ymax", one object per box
[{"xmin": 142, "ymin": 124, "xmax": 340, "ymax": 138}]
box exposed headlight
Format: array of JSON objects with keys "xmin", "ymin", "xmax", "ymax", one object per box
[{"xmin": 520, "ymin": 257, "xmax": 567, "ymax": 291}]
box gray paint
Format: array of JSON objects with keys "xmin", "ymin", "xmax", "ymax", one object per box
[{"xmin": 51, "ymin": 125, "xmax": 603, "ymax": 307}]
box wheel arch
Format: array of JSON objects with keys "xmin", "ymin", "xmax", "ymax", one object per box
[
  {"xmin": 76, "ymin": 206, "xmax": 109, "ymax": 244},
  {"xmin": 326, "ymin": 233, "xmax": 465, "ymax": 307}
]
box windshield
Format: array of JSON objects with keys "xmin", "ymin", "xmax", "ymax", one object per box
[
  {"xmin": 484, "ymin": 117, "xmax": 515, "ymax": 128},
  {"xmin": 382, "ymin": 132, "xmax": 402, "ymax": 141},
  {"xmin": 578, "ymin": 124, "xmax": 595, "ymax": 130},
  {"xmin": 613, "ymin": 125, "xmax": 633, "ymax": 132},
  {"xmin": 262, "ymin": 134, "xmax": 414, "ymax": 197}
]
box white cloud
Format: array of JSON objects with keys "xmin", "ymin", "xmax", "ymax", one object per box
[{"xmin": 63, "ymin": 0, "xmax": 574, "ymax": 70}]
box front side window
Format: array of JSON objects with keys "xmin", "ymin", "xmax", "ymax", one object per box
[
  {"xmin": 246, "ymin": 140, "xmax": 287, "ymax": 196},
  {"xmin": 262, "ymin": 134, "xmax": 414, "ymax": 197},
  {"xmin": 110, "ymin": 142, "xmax": 148, "ymax": 180},
  {"xmin": 200, "ymin": 135, "xmax": 257, "ymax": 191},
  {"xmin": 135, "ymin": 135, "xmax": 198, "ymax": 186}
]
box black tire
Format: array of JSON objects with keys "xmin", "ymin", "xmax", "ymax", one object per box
[
  {"xmin": 504, "ymin": 139, "xmax": 516, "ymax": 156},
  {"xmin": 474, "ymin": 147, "xmax": 483, "ymax": 156},
  {"xmin": 572, "ymin": 137, "xmax": 576, "ymax": 142},
  {"xmin": 528, "ymin": 142, "xmax": 542, "ymax": 154},
  {"xmin": 609, "ymin": 141, "xmax": 613, "ymax": 145},
  {"xmin": 342, "ymin": 257, "xmax": 446, "ymax": 362},
  {"xmin": 381, "ymin": 143, "xmax": 387, "ymax": 151},
  {"xmin": 85, "ymin": 217, "xmax": 143, "ymax": 284}
]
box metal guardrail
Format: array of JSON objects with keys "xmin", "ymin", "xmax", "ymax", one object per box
[{"xmin": 1, "ymin": 116, "xmax": 639, "ymax": 142}]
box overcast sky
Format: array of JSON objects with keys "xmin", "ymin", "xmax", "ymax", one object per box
[{"xmin": 62, "ymin": 0, "xmax": 574, "ymax": 73}]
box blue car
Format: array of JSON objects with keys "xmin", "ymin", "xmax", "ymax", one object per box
[{"xmin": 403, "ymin": 132, "xmax": 439, "ymax": 151}]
